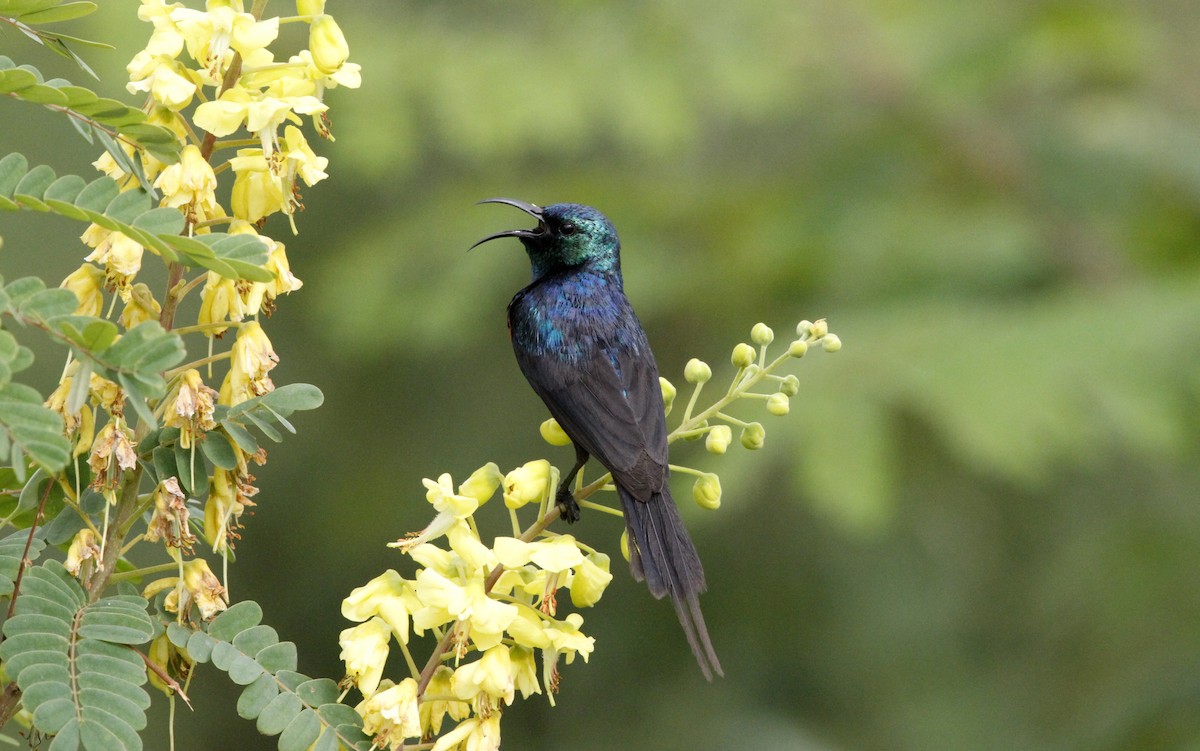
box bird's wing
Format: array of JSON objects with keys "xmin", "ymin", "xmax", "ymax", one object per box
[{"xmin": 515, "ymin": 337, "xmax": 668, "ymax": 501}]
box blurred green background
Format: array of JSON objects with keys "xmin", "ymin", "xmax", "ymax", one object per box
[{"xmin": 4, "ymin": 0, "xmax": 1200, "ymax": 749}]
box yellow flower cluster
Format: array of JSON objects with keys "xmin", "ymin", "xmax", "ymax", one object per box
[
  {"xmin": 49, "ymin": 2, "xmax": 358, "ymax": 588},
  {"xmin": 340, "ymin": 463, "xmax": 612, "ymax": 750}
]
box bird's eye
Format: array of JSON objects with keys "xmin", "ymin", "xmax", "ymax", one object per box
[{"xmin": 560, "ymin": 222, "xmax": 578, "ymax": 236}]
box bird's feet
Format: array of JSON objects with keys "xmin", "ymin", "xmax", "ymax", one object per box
[{"xmin": 555, "ymin": 485, "xmax": 581, "ymax": 523}]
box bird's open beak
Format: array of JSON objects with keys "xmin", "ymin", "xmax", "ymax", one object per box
[{"xmin": 470, "ymin": 198, "xmax": 545, "ymax": 249}]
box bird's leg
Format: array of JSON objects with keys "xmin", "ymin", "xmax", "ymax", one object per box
[{"xmin": 555, "ymin": 444, "xmax": 588, "ymax": 523}]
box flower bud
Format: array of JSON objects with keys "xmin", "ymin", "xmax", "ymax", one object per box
[
  {"xmin": 822, "ymin": 333, "xmax": 842, "ymax": 352},
  {"xmin": 297, "ymin": 0, "xmax": 325, "ymax": 14},
  {"xmin": 780, "ymin": 374, "xmax": 800, "ymax": 396},
  {"xmin": 810, "ymin": 319, "xmax": 828, "ymax": 338},
  {"xmin": 459, "ymin": 462, "xmax": 502, "ymax": 505},
  {"xmin": 309, "ymin": 15, "xmax": 349, "ymax": 75},
  {"xmin": 731, "ymin": 343, "xmax": 755, "ymax": 368},
  {"xmin": 788, "ymin": 339, "xmax": 808, "ymax": 358},
  {"xmin": 692, "ymin": 473, "xmax": 722, "ymax": 510},
  {"xmin": 659, "ymin": 377, "xmax": 676, "ymax": 416},
  {"xmin": 796, "ymin": 320, "xmax": 813, "ymax": 337},
  {"xmin": 766, "ymin": 392, "xmax": 790, "ymax": 416},
  {"xmin": 503, "ymin": 459, "xmax": 552, "ymax": 509},
  {"xmin": 539, "ymin": 418, "xmax": 573, "ymax": 447},
  {"xmin": 684, "ymin": 358, "xmax": 712, "ymax": 384},
  {"xmin": 740, "ymin": 422, "xmax": 765, "ymax": 450},
  {"xmin": 705, "ymin": 425, "xmax": 732, "ymax": 455},
  {"xmin": 619, "ymin": 529, "xmax": 630, "ymax": 562},
  {"xmin": 751, "ymin": 322, "xmax": 774, "ymax": 346}
]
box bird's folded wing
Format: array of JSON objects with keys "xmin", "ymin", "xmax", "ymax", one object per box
[{"xmin": 515, "ymin": 343, "xmax": 668, "ymax": 501}]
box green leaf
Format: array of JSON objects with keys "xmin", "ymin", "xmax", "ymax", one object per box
[
  {"xmin": 0, "ymin": 152, "xmax": 29, "ymax": 200},
  {"xmin": 77, "ymin": 597, "xmax": 154, "ymax": 644},
  {"xmin": 199, "ymin": 431, "xmax": 238, "ymax": 470},
  {"xmin": 294, "ymin": 678, "xmax": 339, "ymax": 707},
  {"xmin": 207, "ymin": 600, "xmax": 263, "ymax": 641},
  {"xmin": 0, "ymin": 382, "xmax": 70, "ymax": 473},
  {"xmin": 19, "ymin": 2, "xmax": 99, "ymax": 25},
  {"xmin": 102, "ymin": 187, "xmax": 151, "ymax": 224},
  {"xmin": 129, "ymin": 206, "xmax": 184, "ymax": 236},
  {"xmin": 13, "ymin": 163, "xmax": 55, "ymax": 210},
  {"xmin": 255, "ymin": 641, "xmax": 297, "ymax": 673},
  {"xmin": 72, "ymin": 175, "xmax": 118, "ymax": 212},
  {"xmin": 237, "ymin": 673, "xmax": 279, "ymax": 720},
  {"xmin": 256, "ymin": 693, "xmax": 302, "ymax": 737},
  {"xmin": 278, "ymin": 708, "xmax": 320, "ymax": 751},
  {"xmin": 185, "ymin": 631, "xmax": 216, "ymax": 663},
  {"xmin": 261, "ymin": 384, "xmax": 325, "ymax": 414}
]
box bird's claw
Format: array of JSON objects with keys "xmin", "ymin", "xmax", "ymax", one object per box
[{"xmin": 555, "ymin": 485, "xmax": 581, "ymax": 523}]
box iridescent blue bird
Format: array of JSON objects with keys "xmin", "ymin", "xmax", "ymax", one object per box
[{"xmin": 473, "ymin": 199, "xmax": 722, "ymax": 680}]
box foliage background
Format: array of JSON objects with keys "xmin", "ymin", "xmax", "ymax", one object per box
[{"xmin": 2, "ymin": 0, "xmax": 1199, "ymax": 749}]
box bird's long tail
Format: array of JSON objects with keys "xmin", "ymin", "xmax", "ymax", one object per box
[{"xmin": 618, "ymin": 485, "xmax": 723, "ymax": 680}]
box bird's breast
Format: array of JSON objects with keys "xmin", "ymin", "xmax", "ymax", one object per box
[{"xmin": 507, "ymin": 274, "xmax": 636, "ymax": 364}]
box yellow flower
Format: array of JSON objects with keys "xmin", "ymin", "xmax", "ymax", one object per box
[
  {"xmin": 197, "ymin": 272, "xmax": 249, "ymax": 335},
  {"xmin": 171, "ymin": 5, "xmax": 279, "ymax": 82},
  {"xmin": 567, "ymin": 552, "xmax": 613, "ymax": 608},
  {"xmin": 502, "ymin": 459, "xmax": 554, "ymax": 510},
  {"xmin": 545, "ymin": 612, "xmax": 594, "ymax": 663},
  {"xmin": 339, "ymin": 617, "xmax": 390, "ymax": 697},
  {"xmin": 179, "ymin": 558, "xmax": 228, "ymax": 620},
  {"xmin": 126, "ymin": 51, "xmax": 197, "ymax": 110},
  {"xmin": 266, "ymin": 240, "xmax": 303, "ymax": 293},
  {"xmin": 83, "ymin": 229, "xmax": 145, "ymax": 299},
  {"xmin": 282, "ymin": 125, "xmax": 328, "ymax": 187},
  {"xmin": 431, "ymin": 715, "xmax": 501, "ymax": 751},
  {"xmin": 492, "ymin": 535, "xmax": 583, "ymax": 574},
  {"xmin": 446, "ymin": 521, "xmax": 496, "ymax": 573},
  {"xmin": 341, "ymin": 570, "xmax": 421, "ymax": 644},
  {"xmin": 219, "ymin": 321, "xmax": 278, "ymax": 406},
  {"xmin": 451, "ymin": 645, "xmax": 514, "ymax": 704},
  {"xmin": 412, "ymin": 570, "xmax": 517, "ymax": 651},
  {"xmin": 60, "ymin": 263, "xmax": 105, "ymax": 317},
  {"xmin": 357, "ymin": 678, "xmax": 421, "ymax": 749},
  {"xmin": 155, "ymin": 144, "xmax": 219, "ymax": 220},
  {"xmin": 420, "ymin": 666, "xmax": 470, "ymax": 737},
  {"xmin": 391, "ymin": 473, "xmax": 483, "ymax": 551},
  {"xmin": 509, "ymin": 645, "xmax": 541, "ymax": 699},
  {"xmin": 228, "ymin": 148, "xmax": 287, "ymax": 223},
  {"xmin": 195, "ymin": 88, "xmax": 327, "ymax": 143}
]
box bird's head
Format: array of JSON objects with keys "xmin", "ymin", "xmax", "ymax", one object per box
[{"xmin": 472, "ymin": 199, "xmax": 621, "ymax": 280}]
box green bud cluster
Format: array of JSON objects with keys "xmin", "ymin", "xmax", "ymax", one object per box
[{"xmin": 658, "ymin": 318, "xmax": 840, "ymax": 511}]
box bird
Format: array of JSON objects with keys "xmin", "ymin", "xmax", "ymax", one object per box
[{"xmin": 472, "ymin": 198, "xmax": 723, "ymax": 680}]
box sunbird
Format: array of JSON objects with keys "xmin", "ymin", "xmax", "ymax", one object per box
[{"xmin": 473, "ymin": 199, "xmax": 722, "ymax": 680}]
